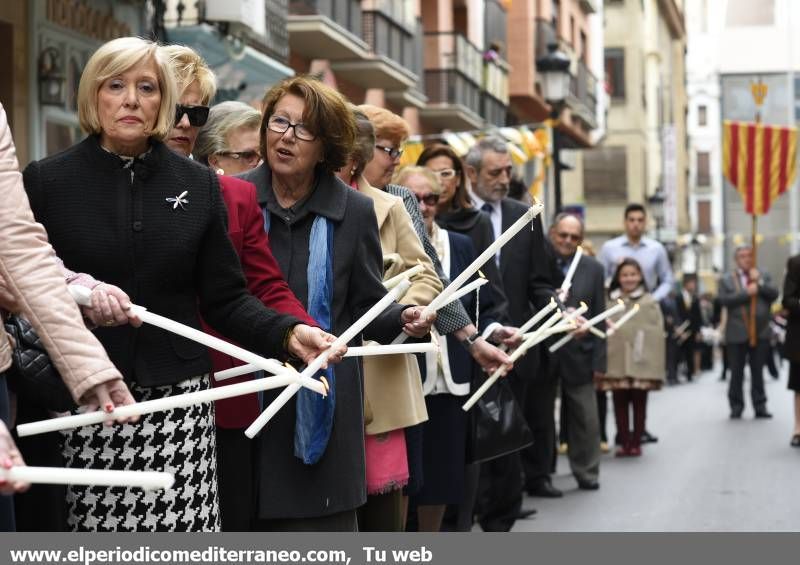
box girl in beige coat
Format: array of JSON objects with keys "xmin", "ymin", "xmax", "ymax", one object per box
[{"xmin": 596, "ymin": 258, "xmax": 665, "ymax": 457}]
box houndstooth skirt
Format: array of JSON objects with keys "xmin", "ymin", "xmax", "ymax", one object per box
[{"xmin": 61, "ymin": 375, "xmax": 220, "ymax": 532}]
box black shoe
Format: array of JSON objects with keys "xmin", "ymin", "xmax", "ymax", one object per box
[
  {"xmin": 515, "ymin": 508, "xmax": 538, "ymax": 519},
  {"xmin": 790, "ymin": 434, "xmax": 800, "ymax": 447},
  {"xmin": 641, "ymin": 430, "xmax": 658, "ymax": 443},
  {"xmin": 754, "ymin": 410, "xmax": 773, "ymax": 419},
  {"xmin": 730, "ymin": 410, "xmax": 743, "ymax": 419},
  {"xmin": 577, "ymin": 479, "xmax": 600, "ymax": 491},
  {"xmin": 527, "ymin": 480, "xmax": 563, "ymax": 498}
]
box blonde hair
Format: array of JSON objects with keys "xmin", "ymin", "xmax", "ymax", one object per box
[
  {"xmin": 357, "ymin": 104, "xmax": 410, "ymax": 146},
  {"xmin": 160, "ymin": 44, "xmax": 217, "ymax": 103},
  {"xmin": 78, "ymin": 37, "xmax": 177, "ymax": 140},
  {"xmin": 392, "ymin": 166, "xmax": 443, "ymax": 195}
]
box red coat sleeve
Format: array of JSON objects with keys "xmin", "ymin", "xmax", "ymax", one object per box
[{"xmin": 208, "ymin": 175, "xmax": 315, "ymax": 429}]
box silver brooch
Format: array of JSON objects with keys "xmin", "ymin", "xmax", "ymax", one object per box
[{"xmin": 166, "ymin": 190, "xmax": 189, "ymax": 210}]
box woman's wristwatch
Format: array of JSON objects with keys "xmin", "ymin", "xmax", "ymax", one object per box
[{"xmin": 460, "ymin": 331, "xmax": 481, "ymax": 350}]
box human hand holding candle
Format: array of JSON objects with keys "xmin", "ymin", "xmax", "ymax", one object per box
[
  {"xmin": 606, "ymin": 304, "xmax": 640, "ymax": 336},
  {"xmin": 383, "ymin": 264, "xmax": 425, "ymax": 290},
  {"xmin": 392, "ymin": 202, "xmax": 545, "ymax": 345},
  {"xmin": 0, "ymin": 421, "xmax": 28, "ymax": 495},
  {"xmin": 548, "ymin": 301, "xmax": 624, "ymax": 353}
]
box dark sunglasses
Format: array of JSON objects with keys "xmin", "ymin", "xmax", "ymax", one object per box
[
  {"xmin": 415, "ymin": 192, "xmax": 440, "ymax": 206},
  {"xmin": 174, "ymin": 104, "xmax": 209, "ymax": 127},
  {"xmin": 557, "ymin": 232, "xmax": 581, "ymax": 242}
]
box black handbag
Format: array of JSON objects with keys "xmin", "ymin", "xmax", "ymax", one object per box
[
  {"xmin": 3, "ymin": 314, "xmax": 75, "ymax": 412},
  {"xmin": 465, "ymin": 371, "xmax": 534, "ymax": 465}
]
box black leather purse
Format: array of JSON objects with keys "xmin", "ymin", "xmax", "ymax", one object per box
[
  {"xmin": 465, "ymin": 371, "xmax": 534, "ymax": 465},
  {"xmin": 3, "ymin": 314, "xmax": 75, "ymax": 412}
]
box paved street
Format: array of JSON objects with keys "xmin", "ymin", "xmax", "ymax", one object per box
[{"xmin": 514, "ymin": 364, "xmax": 800, "ymax": 531}]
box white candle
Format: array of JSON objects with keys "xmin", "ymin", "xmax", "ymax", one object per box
[
  {"xmin": 673, "ymin": 320, "xmax": 690, "ymax": 338},
  {"xmin": 0, "ymin": 466, "xmax": 174, "ymax": 491},
  {"xmin": 438, "ymin": 278, "xmax": 488, "ymax": 308},
  {"xmin": 213, "ymin": 342, "xmax": 439, "ymax": 382},
  {"xmin": 548, "ymin": 301, "xmax": 625, "ymax": 353},
  {"xmin": 606, "ymin": 304, "xmax": 640, "ymax": 336},
  {"xmin": 559, "ymin": 246, "xmax": 583, "ymax": 293},
  {"xmin": 383, "ymin": 264, "xmax": 425, "ymax": 290},
  {"xmin": 16, "ymin": 370, "xmax": 317, "ymax": 437},
  {"xmin": 500, "ymin": 298, "xmax": 558, "ymax": 352},
  {"xmin": 588, "ymin": 326, "xmax": 607, "ymax": 339},
  {"xmin": 392, "ymin": 202, "xmax": 545, "ymax": 344},
  {"xmin": 66, "ymin": 286, "xmax": 322, "ymax": 393},
  {"xmin": 245, "ymin": 279, "xmax": 413, "ymax": 438},
  {"xmin": 461, "ymin": 311, "xmax": 563, "ymax": 411}
]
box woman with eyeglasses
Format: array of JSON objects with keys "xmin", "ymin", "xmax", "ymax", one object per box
[
  {"xmin": 237, "ymin": 76, "xmax": 435, "ymax": 531},
  {"xmin": 21, "ymin": 38, "xmax": 340, "ymax": 532},
  {"xmin": 161, "ymin": 46, "xmax": 329, "ymax": 531},
  {"xmin": 194, "ymin": 101, "xmax": 262, "ymax": 175},
  {"xmin": 393, "ymin": 166, "xmax": 502, "ymax": 532},
  {"xmin": 334, "ymin": 108, "xmax": 441, "ymax": 531}
]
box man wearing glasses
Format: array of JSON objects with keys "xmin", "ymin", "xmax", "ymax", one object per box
[{"xmin": 547, "ymin": 213, "xmax": 606, "ymax": 491}]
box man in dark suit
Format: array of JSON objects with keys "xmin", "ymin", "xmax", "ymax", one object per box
[
  {"xmin": 718, "ymin": 246, "xmax": 779, "ymax": 419},
  {"xmin": 464, "ymin": 136, "xmax": 560, "ymax": 523},
  {"xmin": 547, "ymin": 213, "xmax": 606, "ymax": 490},
  {"xmin": 676, "ymin": 274, "xmax": 703, "ymax": 381}
]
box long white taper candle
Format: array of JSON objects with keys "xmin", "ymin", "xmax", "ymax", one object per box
[
  {"xmin": 0, "ymin": 466, "xmax": 174, "ymax": 491},
  {"xmin": 606, "ymin": 304, "xmax": 640, "ymax": 336},
  {"xmin": 548, "ymin": 301, "xmax": 625, "ymax": 353},
  {"xmin": 391, "ymin": 202, "xmax": 545, "ymax": 345},
  {"xmin": 245, "ymin": 279, "xmax": 413, "ymax": 438},
  {"xmin": 559, "ymin": 246, "xmax": 583, "ymax": 294}
]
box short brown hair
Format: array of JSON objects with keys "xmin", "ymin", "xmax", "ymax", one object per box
[
  {"xmin": 417, "ymin": 143, "xmax": 472, "ymax": 210},
  {"xmin": 260, "ymin": 76, "xmax": 356, "ymax": 174},
  {"xmin": 78, "ymin": 37, "xmax": 177, "ymax": 140},
  {"xmin": 349, "ymin": 105, "xmax": 375, "ymax": 178},
  {"xmin": 357, "ymin": 104, "xmax": 410, "ymax": 147}
]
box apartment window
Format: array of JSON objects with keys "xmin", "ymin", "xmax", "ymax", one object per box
[
  {"xmin": 604, "ymin": 48, "xmax": 625, "ymax": 100},
  {"xmin": 552, "ymin": 0, "xmax": 560, "ymax": 30},
  {"xmin": 696, "ymin": 151, "xmax": 711, "ymax": 187},
  {"xmin": 584, "ymin": 147, "xmax": 628, "ymax": 201},
  {"xmin": 697, "ymin": 201, "xmax": 712, "ymax": 234},
  {"xmin": 698, "ymin": 105, "xmax": 707, "ymax": 126},
  {"xmin": 726, "ymin": 0, "xmax": 773, "ymax": 26},
  {"xmin": 580, "ymin": 30, "xmax": 588, "ymax": 63}
]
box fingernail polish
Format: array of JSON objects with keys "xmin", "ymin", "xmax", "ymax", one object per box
[{"xmin": 105, "ymin": 403, "xmax": 114, "ymax": 413}]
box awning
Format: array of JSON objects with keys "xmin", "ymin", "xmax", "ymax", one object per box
[{"xmin": 166, "ymin": 24, "xmax": 294, "ymax": 104}]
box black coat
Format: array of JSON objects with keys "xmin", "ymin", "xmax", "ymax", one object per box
[
  {"xmin": 549, "ymin": 252, "xmax": 607, "ymax": 386},
  {"xmin": 782, "ymin": 254, "xmax": 800, "ymax": 362},
  {"xmin": 497, "ymin": 198, "xmax": 558, "ymax": 380},
  {"xmin": 239, "ymin": 163, "xmax": 408, "ymax": 519},
  {"xmin": 22, "ymin": 135, "xmax": 300, "ymax": 387}
]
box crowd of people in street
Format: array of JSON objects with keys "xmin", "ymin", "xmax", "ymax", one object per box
[{"xmin": 0, "ymin": 36, "xmax": 798, "ymax": 534}]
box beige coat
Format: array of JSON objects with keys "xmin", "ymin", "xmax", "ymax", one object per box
[
  {"xmin": 0, "ymin": 103, "xmax": 122, "ymax": 402},
  {"xmin": 358, "ymin": 177, "xmax": 441, "ymax": 434},
  {"xmin": 605, "ymin": 288, "xmax": 666, "ymax": 382}
]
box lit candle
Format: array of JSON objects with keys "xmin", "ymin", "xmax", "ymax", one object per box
[
  {"xmin": 213, "ymin": 341, "xmax": 439, "ymax": 382},
  {"xmin": 383, "ymin": 264, "xmax": 425, "ymax": 290},
  {"xmin": 548, "ymin": 301, "xmax": 625, "ymax": 353},
  {"xmin": 245, "ymin": 279, "xmax": 414, "ymax": 438},
  {"xmin": 66, "ymin": 287, "xmax": 322, "ymax": 393},
  {"xmin": 392, "ymin": 202, "xmax": 545, "ymax": 344},
  {"xmin": 606, "ymin": 304, "xmax": 640, "ymax": 336},
  {"xmin": 559, "ymin": 246, "xmax": 583, "ymax": 294},
  {"xmin": 0, "ymin": 466, "xmax": 174, "ymax": 491},
  {"xmin": 16, "ymin": 370, "xmax": 318, "ymax": 437}
]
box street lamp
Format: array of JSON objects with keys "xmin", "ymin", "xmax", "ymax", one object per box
[
  {"xmin": 647, "ymin": 189, "xmax": 666, "ymax": 241},
  {"xmin": 536, "ymin": 43, "xmax": 571, "ymax": 214}
]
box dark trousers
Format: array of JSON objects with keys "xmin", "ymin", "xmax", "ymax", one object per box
[
  {"xmin": 597, "ymin": 390, "xmax": 608, "ymax": 442},
  {"xmin": 217, "ymin": 427, "xmax": 254, "ymax": 531},
  {"xmin": 358, "ymin": 490, "xmax": 404, "ymax": 532},
  {"xmin": 727, "ymin": 340, "xmax": 769, "ymax": 413},
  {"xmin": 520, "ymin": 376, "xmax": 558, "ymax": 486},
  {"xmin": 252, "ymin": 509, "xmax": 358, "ymax": 532},
  {"xmin": 612, "ymin": 389, "xmax": 648, "ymax": 448}
]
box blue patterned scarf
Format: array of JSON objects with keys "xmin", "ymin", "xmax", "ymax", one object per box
[{"xmin": 263, "ymin": 209, "xmax": 336, "ymax": 465}]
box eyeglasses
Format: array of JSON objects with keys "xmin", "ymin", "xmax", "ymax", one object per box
[
  {"xmin": 375, "ymin": 144, "xmax": 404, "ymax": 160},
  {"xmin": 414, "ymin": 192, "xmax": 440, "ymax": 206},
  {"xmin": 267, "ymin": 115, "xmax": 316, "ymax": 141},
  {"xmin": 432, "ymin": 168, "xmax": 457, "ymax": 180},
  {"xmin": 174, "ymin": 104, "xmax": 209, "ymax": 127},
  {"xmin": 216, "ymin": 150, "xmax": 261, "ymax": 164},
  {"xmin": 556, "ymin": 232, "xmax": 581, "ymax": 242}
]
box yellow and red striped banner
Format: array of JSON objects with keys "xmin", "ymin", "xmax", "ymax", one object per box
[{"xmin": 722, "ymin": 120, "xmax": 797, "ymax": 216}]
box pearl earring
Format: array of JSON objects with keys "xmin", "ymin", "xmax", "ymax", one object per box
[{"xmin": 215, "ymin": 168, "xmax": 224, "ymax": 175}]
